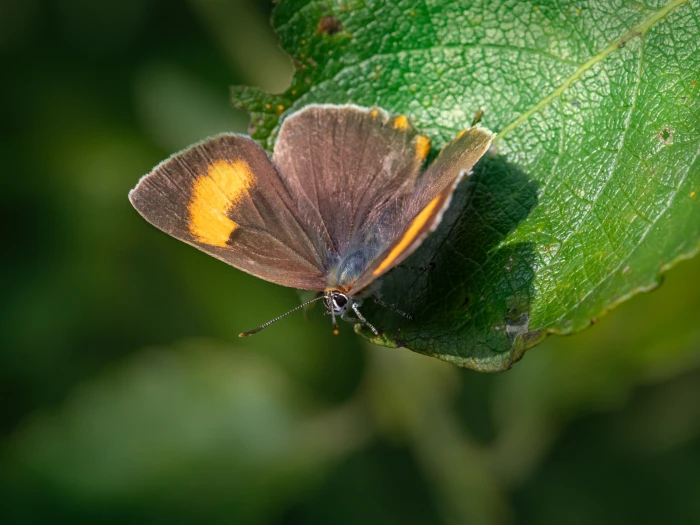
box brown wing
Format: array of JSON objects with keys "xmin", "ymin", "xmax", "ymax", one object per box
[
  {"xmin": 350, "ymin": 126, "xmax": 495, "ymax": 294},
  {"xmin": 272, "ymin": 104, "xmax": 432, "ymax": 262},
  {"xmin": 129, "ymin": 134, "xmax": 328, "ymax": 290}
]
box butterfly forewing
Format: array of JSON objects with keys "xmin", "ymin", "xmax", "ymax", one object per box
[{"xmin": 129, "ymin": 134, "xmax": 328, "ymax": 290}]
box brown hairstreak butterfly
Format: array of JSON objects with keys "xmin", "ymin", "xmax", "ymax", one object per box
[{"xmin": 129, "ymin": 105, "xmax": 494, "ymax": 336}]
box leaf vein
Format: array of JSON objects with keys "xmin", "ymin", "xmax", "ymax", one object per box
[{"xmin": 496, "ymin": 0, "xmax": 690, "ymax": 141}]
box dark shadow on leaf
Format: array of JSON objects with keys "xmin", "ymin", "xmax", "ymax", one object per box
[{"xmin": 362, "ymin": 154, "xmax": 541, "ymax": 370}]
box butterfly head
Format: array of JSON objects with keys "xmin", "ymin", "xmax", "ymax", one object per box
[
  {"xmin": 324, "ymin": 290, "xmax": 351, "ymax": 317},
  {"xmin": 324, "ymin": 290, "xmax": 350, "ymax": 335},
  {"xmin": 323, "ymin": 290, "xmax": 378, "ymax": 336}
]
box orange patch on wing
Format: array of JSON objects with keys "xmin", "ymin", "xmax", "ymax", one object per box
[
  {"xmin": 456, "ymin": 129, "xmax": 468, "ymax": 139},
  {"xmin": 393, "ymin": 115, "xmax": 409, "ymax": 130},
  {"xmin": 369, "ymin": 109, "xmax": 379, "ymax": 118},
  {"xmin": 372, "ymin": 195, "xmax": 441, "ymax": 276},
  {"xmin": 415, "ymin": 135, "xmax": 431, "ymax": 160},
  {"xmin": 188, "ymin": 160, "xmax": 256, "ymax": 246}
]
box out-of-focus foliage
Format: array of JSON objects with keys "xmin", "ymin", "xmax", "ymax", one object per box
[
  {"xmin": 232, "ymin": 0, "xmax": 700, "ymax": 369},
  {"xmin": 1, "ymin": 1, "xmax": 699, "ymax": 524}
]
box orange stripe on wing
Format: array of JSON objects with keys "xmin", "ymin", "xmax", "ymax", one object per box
[
  {"xmin": 372, "ymin": 195, "xmax": 441, "ymax": 276},
  {"xmin": 393, "ymin": 115, "xmax": 410, "ymax": 130},
  {"xmin": 188, "ymin": 159, "xmax": 256, "ymax": 246},
  {"xmin": 415, "ymin": 135, "xmax": 431, "ymax": 161}
]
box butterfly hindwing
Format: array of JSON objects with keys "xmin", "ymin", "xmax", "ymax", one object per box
[
  {"xmin": 405, "ymin": 126, "xmax": 496, "ymax": 218},
  {"xmin": 272, "ymin": 104, "xmax": 432, "ymax": 263},
  {"xmin": 129, "ymin": 134, "xmax": 328, "ymax": 290},
  {"xmin": 350, "ymin": 126, "xmax": 495, "ymax": 293}
]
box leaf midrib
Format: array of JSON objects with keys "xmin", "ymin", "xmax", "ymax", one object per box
[
  {"xmin": 290, "ymin": 43, "xmax": 580, "ymax": 110},
  {"xmin": 496, "ymin": 0, "xmax": 690, "ymax": 142},
  {"xmin": 281, "ymin": 0, "xmax": 689, "ymax": 148}
]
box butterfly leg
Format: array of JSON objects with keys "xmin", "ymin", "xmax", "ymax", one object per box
[
  {"xmin": 322, "ymin": 294, "xmax": 341, "ymax": 335},
  {"xmin": 330, "ymin": 308, "xmax": 339, "ymax": 335},
  {"xmin": 351, "ymin": 302, "xmax": 379, "ymax": 336},
  {"xmin": 372, "ymin": 296, "xmax": 414, "ymax": 321},
  {"xmin": 396, "ymin": 261, "xmax": 436, "ymax": 272}
]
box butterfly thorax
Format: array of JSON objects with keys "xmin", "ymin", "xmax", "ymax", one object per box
[{"xmin": 325, "ymin": 249, "xmax": 374, "ymax": 293}]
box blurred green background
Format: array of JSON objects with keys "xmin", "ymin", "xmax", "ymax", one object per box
[{"xmin": 2, "ymin": 1, "xmax": 700, "ymax": 523}]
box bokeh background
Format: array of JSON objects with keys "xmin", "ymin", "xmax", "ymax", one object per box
[{"xmin": 2, "ymin": 1, "xmax": 700, "ymax": 523}]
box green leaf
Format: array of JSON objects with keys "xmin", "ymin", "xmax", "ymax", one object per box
[{"xmin": 232, "ymin": 0, "xmax": 700, "ymax": 370}]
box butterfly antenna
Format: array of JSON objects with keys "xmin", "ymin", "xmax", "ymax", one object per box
[
  {"xmin": 372, "ymin": 296, "xmax": 414, "ymax": 320},
  {"xmin": 239, "ymin": 295, "xmax": 326, "ymax": 337}
]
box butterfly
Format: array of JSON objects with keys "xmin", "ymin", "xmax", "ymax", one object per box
[{"xmin": 129, "ymin": 104, "xmax": 494, "ymax": 336}]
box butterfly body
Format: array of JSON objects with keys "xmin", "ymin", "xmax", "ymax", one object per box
[{"xmin": 129, "ymin": 104, "xmax": 494, "ymax": 335}]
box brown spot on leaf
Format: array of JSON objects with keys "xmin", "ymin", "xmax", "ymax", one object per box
[
  {"xmin": 471, "ymin": 108, "xmax": 484, "ymax": 126},
  {"xmin": 317, "ymin": 15, "xmax": 343, "ymax": 35},
  {"xmin": 658, "ymin": 126, "xmax": 673, "ymax": 145},
  {"xmin": 618, "ymin": 29, "xmax": 642, "ymax": 49}
]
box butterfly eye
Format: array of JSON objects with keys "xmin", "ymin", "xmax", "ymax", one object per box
[{"xmin": 332, "ymin": 293, "xmax": 348, "ymax": 309}]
